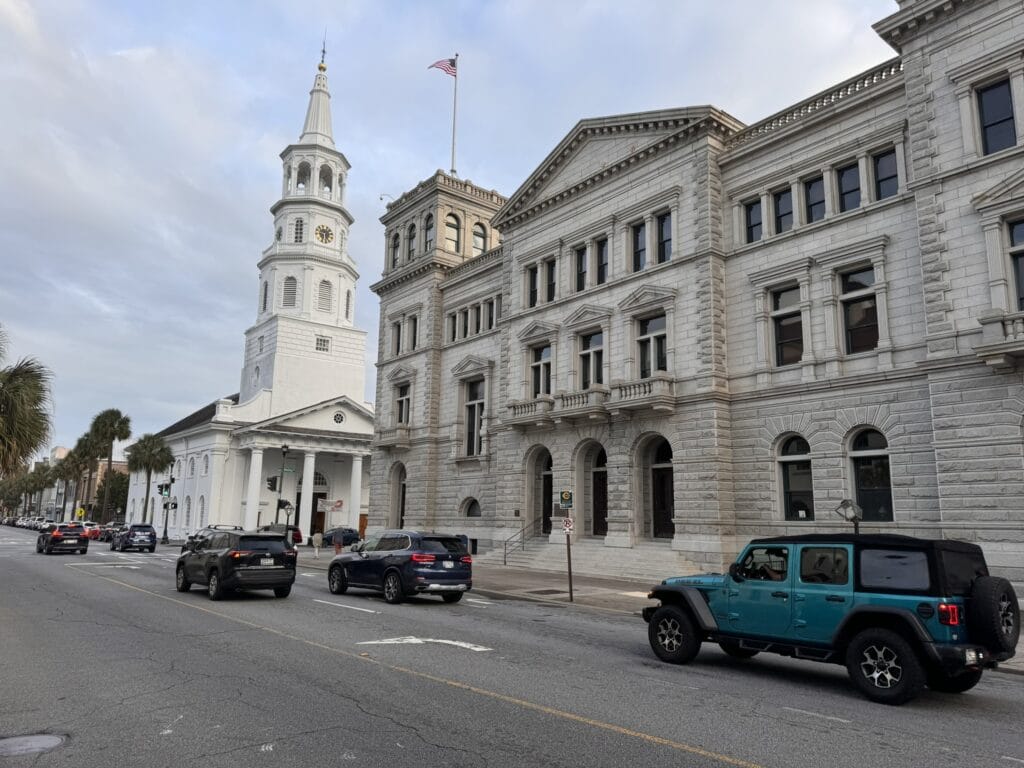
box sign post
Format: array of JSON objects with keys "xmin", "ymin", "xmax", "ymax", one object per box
[{"xmin": 563, "ymin": 515, "xmax": 574, "ymax": 602}]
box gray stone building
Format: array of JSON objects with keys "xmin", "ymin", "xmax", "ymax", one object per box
[{"xmin": 369, "ymin": 0, "xmax": 1024, "ymax": 584}]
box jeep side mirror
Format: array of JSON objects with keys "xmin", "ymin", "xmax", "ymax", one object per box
[
  {"xmin": 728, "ymin": 562, "xmax": 745, "ymax": 583},
  {"xmin": 350, "ymin": 542, "xmax": 362, "ymax": 553}
]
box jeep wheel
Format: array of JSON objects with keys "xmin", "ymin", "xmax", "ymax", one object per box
[
  {"xmin": 648, "ymin": 605, "xmax": 701, "ymax": 664},
  {"xmin": 441, "ymin": 593, "xmax": 463, "ymax": 604},
  {"xmin": 207, "ymin": 570, "xmax": 225, "ymax": 601},
  {"xmin": 968, "ymin": 576, "xmax": 1019, "ymax": 655},
  {"xmin": 927, "ymin": 667, "xmax": 983, "ymax": 694},
  {"xmin": 273, "ymin": 586, "xmax": 291, "ymax": 598},
  {"xmin": 328, "ymin": 565, "xmax": 348, "ymax": 595},
  {"xmin": 719, "ymin": 640, "xmax": 759, "ymax": 659},
  {"xmin": 845, "ymin": 628, "xmax": 924, "ymax": 705},
  {"xmin": 175, "ymin": 566, "xmax": 191, "ymax": 592},
  {"xmin": 383, "ymin": 571, "xmax": 404, "ymax": 604}
]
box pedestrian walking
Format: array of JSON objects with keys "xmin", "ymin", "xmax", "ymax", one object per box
[{"xmin": 312, "ymin": 530, "xmax": 323, "ymax": 559}]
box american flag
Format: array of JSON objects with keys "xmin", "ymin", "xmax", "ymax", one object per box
[{"xmin": 428, "ymin": 57, "xmax": 457, "ymax": 77}]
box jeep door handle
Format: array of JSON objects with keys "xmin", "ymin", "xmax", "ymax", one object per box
[
  {"xmin": 771, "ymin": 591, "xmax": 788, "ymax": 599},
  {"xmin": 825, "ymin": 595, "xmax": 846, "ymax": 603}
]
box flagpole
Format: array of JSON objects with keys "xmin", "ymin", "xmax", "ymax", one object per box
[{"xmin": 450, "ymin": 53, "xmax": 459, "ymax": 176}]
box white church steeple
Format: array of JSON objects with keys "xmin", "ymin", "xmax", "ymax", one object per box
[{"xmin": 299, "ymin": 60, "xmax": 334, "ymax": 148}]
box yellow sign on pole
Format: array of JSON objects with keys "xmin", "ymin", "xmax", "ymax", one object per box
[{"xmin": 75, "ymin": 508, "xmax": 85, "ymax": 519}]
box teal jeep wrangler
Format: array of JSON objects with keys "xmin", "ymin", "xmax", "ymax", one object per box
[{"xmin": 643, "ymin": 534, "xmax": 1019, "ymax": 704}]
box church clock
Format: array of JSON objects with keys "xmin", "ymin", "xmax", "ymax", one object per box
[{"xmin": 315, "ymin": 225, "xmax": 334, "ymax": 244}]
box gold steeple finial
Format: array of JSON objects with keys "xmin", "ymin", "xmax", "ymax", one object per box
[{"xmin": 318, "ymin": 29, "xmax": 327, "ymax": 72}]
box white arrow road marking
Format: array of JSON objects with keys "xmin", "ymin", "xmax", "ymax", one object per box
[
  {"xmin": 357, "ymin": 636, "xmax": 492, "ymax": 652},
  {"xmin": 160, "ymin": 715, "xmax": 183, "ymax": 735},
  {"xmin": 259, "ymin": 744, "xmax": 274, "ymax": 752},
  {"xmin": 313, "ymin": 598, "xmax": 378, "ymax": 615},
  {"xmin": 782, "ymin": 707, "xmax": 851, "ymax": 724}
]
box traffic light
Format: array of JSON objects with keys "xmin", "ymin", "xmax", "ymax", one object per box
[
  {"xmin": 170, "ymin": 501, "xmax": 178, "ymax": 510},
  {"xmin": 266, "ymin": 476, "xmax": 278, "ymax": 491}
]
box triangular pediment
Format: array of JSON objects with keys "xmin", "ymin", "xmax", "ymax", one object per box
[
  {"xmin": 974, "ymin": 166, "xmax": 1024, "ymax": 215},
  {"xmin": 564, "ymin": 304, "xmax": 613, "ymax": 330},
  {"xmin": 451, "ymin": 354, "xmax": 493, "ymax": 378},
  {"xmin": 517, "ymin": 320, "xmax": 560, "ymax": 342},
  {"xmin": 386, "ymin": 364, "xmax": 418, "ymax": 382},
  {"xmin": 618, "ymin": 285, "xmax": 677, "ymax": 313},
  {"xmin": 236, "ymin": 395, "xmax": 375, "ymax": 437}
]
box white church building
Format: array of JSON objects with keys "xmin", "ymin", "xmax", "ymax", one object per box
[{"xmin": 126, "ymin": 60, "xmax": 372, "ymax": 540}]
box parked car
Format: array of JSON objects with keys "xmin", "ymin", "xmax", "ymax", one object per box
[
  {"xmin": 643, "ymin": 534, "xmax": 1020, "ymax": 705},
  {"xmin": 321, "ymin": 526, "xmax": 360, "ymax": 548},
  {"xmin": 180, "ymin": 524, "xmax": 244, "ymax": 552},
  {"xmin": 98, "ymin": 523, "xmax": 125, "ymax": 542},
  {"xmin": 327, "ymin": 530, "xmax": 472, "ymax": 604},
  {"xmin": 36, "ymin": 522, "xmax": 88, "ymax": 555},
  {"xmin": 111, "ymin": 524, "xmax": 157, "ymax": 552},
  {"xmin": 258, "ymin": 523, "xmax": 303, "ymax": 546},
  {"xmin": 175, "ymin": 530, "xmax": 296, "ymax": 600},
  {"xmin": 80, "ymin": 521, "xmax": 102, "ymax": 539}
]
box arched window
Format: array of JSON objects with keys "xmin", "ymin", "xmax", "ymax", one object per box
[
  {"xmin": 319, "ymin": 165, "xmax": 332, "ymax": 196},
  {"xmin": 850, "ymin": 429, "xmax": 892, "ymax": 522},
  {"xmin": 424, "ymin": 214, "xmax": 435, "ymax": 251},
  {"xmin": 318, "ymin": 280, "xmax": 333, "ymax": 311},
  {"xmin": 184, "ymin": 496, "xmax": 192, "ymax": 529},
  {"xmin": 445, "ymin": 213, "xmax": 461, "ymax": 254},
  {"xmin": 407, "ymin": 224, "xmax": 417, "ymax": 259},
  {"xmin": 203, "ymin": 454, "xmax": 209, "ymax": 475},
  {"xmin": 188, "ymin": 457, "xmax": 195, "ymax": 478},
  {"xmin": 472, "ymin": 223, "xmax": 488, "ymax": 256},
  {"xmin": 296, "ymin": 162, "xmax": 310, "ymax": 194},
  {"xmin": 283, "ymin": 276, "xmax": 298, "ymax": 307},
  {"xmin": 466, "ymin": 498, "xmax": 481, "ymax": 517},
  {"xmin": 261, "ymin": 281, "xmax": 268, "ymax": 312},
  {"xmin": 390, "ymin": 233, "xmax": 400, "ymax": 268},
  {"xmin": 198, "ymin": 496, "xmax": 206, "ymax": 528},
  {"xmin": 175, "ymin": 460, "xmax": 181, "ymax": 478},
  {"xmin": 294, "ymin": 219, "xmax": 305, "ymax": 243},
  {"xmin": 345, "ymin": 290, "xmax": 352, "ymax": 320},
  {"xmin": 779, "ymin": 436, "xmax": 813, "ymax": 521},
  {"xmin": 253, "ymin": 365, "xmax": 260, "ymax": 386}
]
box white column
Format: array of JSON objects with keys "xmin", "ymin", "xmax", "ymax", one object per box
[
  {"xmin": 244, "ymin": 448, "xmax": 264, "ymax": 530},
  {"xmin": 300, "ymin": 451, "xmax": 317, "ymax": 533},
  {"xmin": 349, "ymin": 455, "xmax": 363, "ymax": 529}
]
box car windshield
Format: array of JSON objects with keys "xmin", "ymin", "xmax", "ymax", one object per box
[
  {"xmin": 131, "ymin": 526, "xmax": 155, "ymax": 532},
  {"xmin": 419, "ymin": 537, "xmax": 466, "ymax": 555},
  {"xmin": 240, "ymin": 537, "xmax": 287, "ymax": 553}
]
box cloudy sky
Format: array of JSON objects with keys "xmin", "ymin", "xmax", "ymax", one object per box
[{"xmin": 0, "ymin": 0, "xmax": 899, "ymax": 453}]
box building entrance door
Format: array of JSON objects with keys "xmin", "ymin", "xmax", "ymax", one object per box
[
  {"xmin": 593, "ymin": 468, "xmax": 607, "ymax": 536},
  {"xmin": 651, "ymin": 468, "xmax": 674, "ymax": 538}
]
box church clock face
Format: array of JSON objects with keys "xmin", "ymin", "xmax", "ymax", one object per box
[{"xmin": 315, "ymin": 225, "xmax": 334, "ymax": 244}]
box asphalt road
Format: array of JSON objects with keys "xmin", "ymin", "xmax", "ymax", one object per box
[{"xmin": 1, "ymin": 526, "xmax": 1023, "ymax": 768}]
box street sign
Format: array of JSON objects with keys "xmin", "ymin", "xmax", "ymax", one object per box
[
  {"xmin": 559, "ymin": 490, "xmax": 573, "ymax": 510},
  {"xmin": 563, "ymin": 517, "xmax": 574, "ymax": 533},
  {"xmin": 75, "ymin": 508, "xmax": 85, "ymax": 519}
]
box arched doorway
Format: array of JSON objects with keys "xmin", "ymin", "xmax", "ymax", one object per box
[
  {"xmin": 649, "ymin": 438, "xmax": 674, "ymax": 539},
  {"xmin": 592, "ymin": 448, "xmax": 608, "ymax": 536},
  {"xmin": 390, "ymin": 464, "xmax": 407, "ymax": 529},
  {"xmin": 527, "ymin": 449, "xmax": 554, "ymax": 534}
]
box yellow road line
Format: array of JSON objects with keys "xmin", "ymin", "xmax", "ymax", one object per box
[{"xmin": 66, "ymin": 564, "xmax": 764, "ymax": 768}]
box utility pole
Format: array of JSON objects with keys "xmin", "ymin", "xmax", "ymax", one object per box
[{"xmin": 276, "ymin": 445, "xmax": 289, "ymax": 524}]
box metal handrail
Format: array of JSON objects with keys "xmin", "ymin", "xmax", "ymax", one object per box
[{"xmin": 503, "ymin": 518, "xmax": 539, "ymax": 565}]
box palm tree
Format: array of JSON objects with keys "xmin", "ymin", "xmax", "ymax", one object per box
[
  {"xmin": 54, "ymin": 453, "xmax": 83, "ymax": 521},
  {"xmin": 126, "ymin": 433, "xmax": 173, "ymax": 524},
  {"xmin": 0, "ymin": 324, "xmax": 52, "ymax": 478},
  {"xmin": 90, "ymin": 409, "xmax": 131, "ymax": 523},
  {"xmin": 73, "ymin": 433, "xmax": 102, "ymax": 517}
]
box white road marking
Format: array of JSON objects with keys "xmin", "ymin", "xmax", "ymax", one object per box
[
  {"xmin": 69, "ymin": 563, "xmax": 142, "ymax": 569},
  {"xmin": 781, "ymin": 707, "xmax": 851, "ymax": 724},
  {"xmin": 259, "ymin": 743, "xmax": 274, "ymax": 752},
  {"xmin": 1002, "ymin": 757, "xmax": 1024, "ymax": 765},
  {"xmin": 313, "ymin": 598, "xmax": 379, "ymax": 615},
  {"xmin": 621, "ymin": 591, "xmax": 651, "ymax": 598},
  {"xmin": 466, "ymin": 598, "xmax": 492, "ymax": 605},
  {"xmin": 160, "ymin": 715, "xmax": 183, "ymax": 735},
  {"xmin": 301, "ymin": 573, "xmax": 319, "ymax": 577},
  {"xmin": 357, "ymin": 636, "xmax": 492, "ymax": 652}
]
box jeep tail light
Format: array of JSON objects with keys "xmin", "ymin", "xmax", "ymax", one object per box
[
  {"xmin": 228, "ymin": 550, "xmax": 252, "ymax": 559},
  {"xmin": 938, "ymin": 603, "xmax": 960, "ymax": 626},
  {"xmin": 460, "ymin": 555, "xmax": 472, "ymax": 564},
  {"xmin": 51, "ymin": 530, "xmax": 62, "ymax": 538},
  {"xmin": 411, "ymin": 553, "xmax": 435, "ymax": 563}
]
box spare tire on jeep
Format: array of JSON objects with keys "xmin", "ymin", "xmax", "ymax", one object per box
[{"xmin": 968, "ymin": 576, "xmax": 1019, "ymax": 654}]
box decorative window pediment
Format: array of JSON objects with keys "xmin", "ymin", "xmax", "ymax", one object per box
[
  {"xmin": 973, "ymin": 167, "xmax": 1024, "ymax": 217},
  {"xmin": 749, "ymin": 258, "xmax": 814, "ymax": 290},
  {"xmin": 451, "ymin": 354, "xmax": 493, "ymax": 379},
  {"xmin": 517, "ymin": 320, "xmax": 560, "ymax": 343},
  {"xmin": 618, "ymin": 285, "xmax": 676, "ymax": 315},
  {"xmin": 386, "ymin": 364, "xmax": 418, "ymax": 382},
  {"xmin": 564, "ymin": 304, "xmax": 613, "ymax": 330},
  {"xmin": 813, "ymin": 235, "xmax": 888, "ymax": 270}
]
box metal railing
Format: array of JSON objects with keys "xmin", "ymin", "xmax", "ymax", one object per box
[{"xmin": 503, "ymin": 518, "xmax": 540, "ymax": 565}]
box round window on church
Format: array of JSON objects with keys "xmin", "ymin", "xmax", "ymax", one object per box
[{"xmin": 333, "ymin": 412, "xmax": 345, "ymax": 424}]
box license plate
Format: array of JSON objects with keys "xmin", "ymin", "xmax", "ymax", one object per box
[
  {"xmin": 443, "ymin": 560, "xmax": 454, "ymax": 569},
  {"xmin": 64, "ymin": 539, "xmax": 78, "ymax": 544},
  {"xmin": 260, "ymin": 558, "xmax": 274, "ymax": 566}
]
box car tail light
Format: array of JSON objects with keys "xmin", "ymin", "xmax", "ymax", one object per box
[
  {"xmin": 228, "ymin": 550, "xmax": 253, "ymax": 559},
  {"xmin": 411, "ymin": 553, "xmax": 436, "ymax": 563},
  {"xmin": 460, "ymin": 555, "xmax": 472, "ymax": 564},
  {"xmin": 938, "ymin": 603, "xmax": 960, "ymax": 626},
  {"xmin": 51, "ymin": 530, "xmax": 63, "ymax": 538}
]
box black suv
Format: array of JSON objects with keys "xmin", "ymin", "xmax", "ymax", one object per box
[
  {"xmin": 36, "ymin": 522, "xmax": 88, "ymax": 554},
  {"xmin": 644, "ymin": 534, "xmax": 1020, "ymax": 704},
  {"xmin": 327, "ymin": 530, "xmax": 472, "ymax": 604},
  {"xmin": 175, "ymin": 530, "xmax": 296, "ymax": 600},
  {"xmin": 111, "ymin": 524, "xmax": 157, "ymax": 552}
]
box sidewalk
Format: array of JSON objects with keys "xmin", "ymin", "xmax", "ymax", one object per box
[{"xmin": 294, "ymin": 549, "xmax": 1023, "ymax": 675}]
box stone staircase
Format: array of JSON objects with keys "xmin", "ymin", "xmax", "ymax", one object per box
[{"xmin": 473, "ymin": 535, "xmax": 706, "ymax": 585}]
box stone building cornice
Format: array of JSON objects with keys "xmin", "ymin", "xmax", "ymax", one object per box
[
  {"xmin": 872, "ymin": 0, "xmax": 974, "ymax": 51},
  {"xmin": 381, "ymin": 171, "xmax": 506, "ymax": 226}
]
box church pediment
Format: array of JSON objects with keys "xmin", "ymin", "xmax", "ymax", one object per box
[
  {"xmin": 451, "ymin": 354, "xmax": 493, "ymax": 378},
  {"xmin": 564, "ymin": 304, "xmax": 613, "ymax": 330},
  {"xmin": 974, "ymin": 167, "xmax": 1024, "ymax": 216},
  {"xmin": 236, "ymin": 395, "xmax": 375, "ymax": 438},
  {"xmin": 618, "ymin": 285, "xmax": 677, "ymax": 314},
  {"xmin": 517, "ymin": 320, "xmax": 560, "ymax": 342},
  {"xmin": 386, "ymin": 364, "xmax": 418, "ymax": 382}
]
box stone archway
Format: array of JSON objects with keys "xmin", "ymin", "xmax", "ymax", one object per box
[
  {"xmin": 634, "ymin": 434, "xmax": 674, "ymax": 540},
  {"xmin": 523, "ymin": 445, "xmax": 553, "ymax": 535}
]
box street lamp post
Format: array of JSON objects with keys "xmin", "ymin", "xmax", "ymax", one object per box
[
  {"xmin": 276, "ymin": 445, "xmax": 288, "ymax": 524},
  {"xmin": 160, "ymin": 475, "xmax": 175, "ymax": 544}
]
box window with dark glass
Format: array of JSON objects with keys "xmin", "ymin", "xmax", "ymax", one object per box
[
  {"xmin": 1011, "ymin": 220, "xmax": 1024, "ymax": 311},
  {"xmin": 632, "ymin": 222, "xmax": 646, "ymax": 272},
  {"xmin": 406, "ymin": 224, "xmax": 417, "ymax": 259},
  {"xmin": 527, "ymin": 266, "xmax": 539, "ymax": 308},
  {"xmin": 409, "ymin": 316, "xmax": 418, "ymax": 351},
  {"xmin": 873, "ymin": 149, "xmax": 898, "ymax": 201},
  {"xmin": 850, "ymin": 429, "xmax": 892, "ymax": 522},
  {"xmin": 473, "ymin": 305, "xmax": 481, "ymax": 334},
  {"xmin": 472, "ymin": 223, "xmax": 487, "ymax": 256},
  {"xmin": 460, "ymin": 309, "xmax": 469, "ymax": 338},
  {"xmin": 465, "ymin": 379, "xmax": 485, "ymax": 456},
  {"xmin": 531, "ymin": 345, "xmax": 551, "ymax": 397},
  {"xmin": 773, "ymin": 189, "xmax": 793, "ymax": 234},
  {"xmin": 445, "ymin": 214, "xmax": 460, "ymax": 253},
  {"xmin": 294, "ymin": 219, "xmax": 304, "ymax": 243},
  {"xmin": 837, "ymin": 163, "xmax": 861, "ymax": 212},
  {"xmin": 745, "ymin": 200, "xmax": 762, "ymax": 243},
  {"xmin": 390, "ymin": 233, "xmax": 400, "ymax": 268},
  {"xmin": 396, "ymin": 384, "xmax": 410, "ymax": 425},
  {"xmin": 575, "ymin": 246, "xmax": 587, "ymax": 291},
  {"xmin": 486, "ymin": 299, "xmax": 496, "ymax": 329},
  {"xmin": 840, "ymin": 267, "xmax": 879, "ymax": 353},
  {"xmin": 637, "ymin": 314, "xmax": 667, "ymax": 378},
  {"xmin": 772, "ymin": 286, "xmax": 802, "ymax": 366},
  {"xmin": 780, "ymin": 436, "xmax": 813, "ymax": 521},
  {"xmin": 805, "ymin": 176, "xmax": 825, "ymax": 223},
  {"xmin": 546, "ymin": 259, "xmax": 556, "ymax": 302},
  {"xmin": 657, "ymin": 212, "xmax": 672, "ymax": 263},
  {"xmin": 448, "ymin": 314, "xmax": 457, "ymax": 342},
  {"xmin": 596, "ymin": 238, "xmax": 608, "ymax": 284},
  {"xmin": 424, "ymin": 214, "xmax": 435, "ymax": 250},
  {"xmin": 579, "ymin": 331, "xmax": 604, "ymax": 389},
  {"xmin": 978, "ymin": 79, "xmax": 1016, "ymax": 155},
  {"xmin": 392, "ymin": 322, "xmax": 402, "ymax": 355}
]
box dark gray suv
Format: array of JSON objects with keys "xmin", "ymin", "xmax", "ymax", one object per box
[{"xmin": 176, "ymin": 530, "xmax": 296, "ymax": 600}]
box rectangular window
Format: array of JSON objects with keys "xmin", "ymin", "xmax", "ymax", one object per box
[
  {"xmin": 409, "ymin": 316, "xmax": 418, "ymax": 351},
  {"xmin": 315, "ymin": 336, "xmax": 330, "ymax": 352},
  {"xmin": 495, "ymin": 295, "xmax": 502, "ymax": 320},
  {"xmin": 978, "ymin": 79, "xmax": 1016, "ymax": 155},
  {"xmin": 391, "ymin": 322, "xmax": 402, "ymax": 355},
  {"xmin": 782, "ymin": 462, "xmax": 814, "ymax": 521},
  {"xmin": 800, "ymin": 548, "xmax": 847, "ymax": 584},
  {"xmin": 656, "ymin": 212, "xmax": 672, "ymax": 263},
  {"xmin": 771, "ymin": 286, "xmax": 802, "ymax": 366},
  {"xmin": 773, "ymin": 189, "xmax": 793, "ymax": 234},
  {"xmin": 527, "ymin": 266, "xmax": 539, "ymax": 308},
  {"xmin": 545, "ymin": 259, "xmax": 556, "ymax": 302},
  {"xmin": 257, "ymin": 336, "xmax": 264, "ymax": 353},
  {"xmin": 840, "ymin": 267, "xmax": 879, "ymax": 353},
  {"xmin": 460, "ymin": 309, "xmax": 469, "ymax": 338},
  {"xmin": 473, "ymin": 305, "xmax": 481, "ymax": 334},
  {"xmin": 873, "ymin": 149, "xmax": 898, "ymax": 201},
  {"xmin": 579, "ymin": 331, "xmax": 604, "ymax": 390},
  {"xmin": 596, "ymin": 238, "xmax": 608, "ymax": 285},
  {"xmin": 531, "ymin": 345, "xmax": 551, "ymax": 397},
  {"xmin": 861, "ymin": 550, "xmax": 928, "ymax": 591},
  {"xmin": 575, "ymin": 246, "xmax": 587, "ymax": 291},
  {"xmin": 632, "ymin": 222, "xmax": 646, "ymax": 272},
  {"xmin": 465, "ymin": 379, "xmax": 485, "ymax": 456},
  {"xmin": 804, "ymin": 176, "xmax": 825, "ymax": 223},
  {"xmin": 637, "ymin": 314, "xmax": 667, "ymax": 378},
  {"xmin": 448, "ymin": 314, "xmax": 457, "ymax": 342},
  {"xmin": 485, "ymin": 299, "xmax": 496, "ymax": 329},
  {"xmin": 395, "ymin": 384, "xmax": 410, "ymax": 425},
  {"xmin": 1011, "ymin": 220, "xmax": 1024, "ymax": 311},
  {"xmin": 744, "ymin": 200, "xmax": 762, "ymax": 243},
  {"xmin": 837, "ymin": 163, "xmax": 861, "ymax": 212}
]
